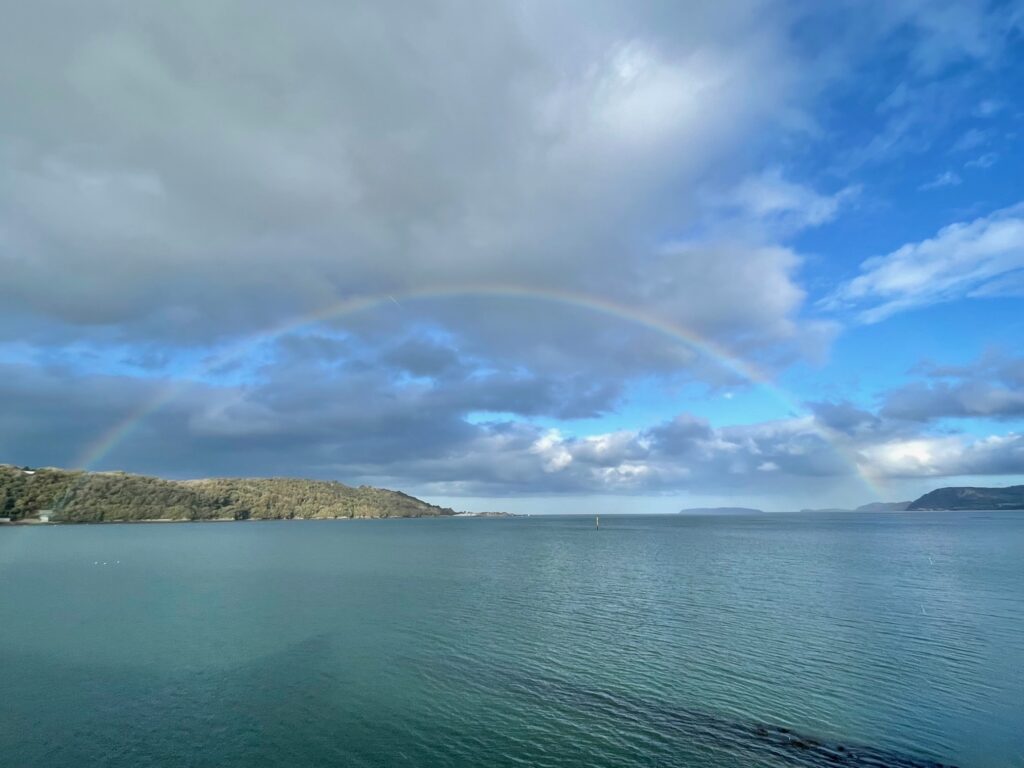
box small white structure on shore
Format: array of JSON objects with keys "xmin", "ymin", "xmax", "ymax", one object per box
[{"xmin": 38, "ymin": 511, "xmax": 52, "ymax": 523}]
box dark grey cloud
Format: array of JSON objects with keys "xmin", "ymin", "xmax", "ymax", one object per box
[
  {"xmin": 881, "ymin": 352, "xmax": 1024, "ymax": 421},
  {"xmin": 644, "ymin": 415, "xmax": 714, "ymax": 456},
  {"xmin": 809, "ymin": 401, "xmax": 879, "ymax": 434},
  {"xmin": 4, "ymin": 349, "xmax": 1022, "ymax": 501},
  {"xmin": 0, "ymin": 355, "xmax": 853, "ymax": 497},
  {"xmin": 802, "ymin": 399, "xmax": 917, "ymax": 442},
  {"xmin": 380, "ymin": 337, "xmax": 464, "ymax": 378}
]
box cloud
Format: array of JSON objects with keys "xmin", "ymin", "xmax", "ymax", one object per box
[
  {"xmin": 4, "ymin": 347, "xmax": 1023, "ymax": 500},
  {"xmin": 949, "ymin": 127, "xmax": 993, "ymax": 153},
  {"xmin": 807, "ymin": 400, "xmax": 891, "ymax": 439},
  {"xmin": 837, "ymin": 0, "xmax": 1023, "ymax": 175},
  {"xmin": 809, "ymin": 351, "xmax": 1024, "ymax": 482},
  {"xmin": 822, "ymin": 203, "xmax": 1024, "ymax": 322},
  {"xmin": 964, "ymin": 152, "xmax": 998, "ymax": 169},
  {"xmin": 918, "ymin": 170, "xmax": 962, "ymax": 190},
  {"xmin": 0, "ymin": 356, "xmax": 853, "ymax": 496},
  {"xmin": 972, "ymin": 98, "xmax": 1005, "ymax": 118},
  {"xmin": 838, "ymin": 79, "xmax": 964, "ymax": 170},
  {"xmin": 858, "ymin": 433, "xmax": 1024, "ymax": 478},
  {"xmin": 968, "ymin": 270, "xmax": 1024, "ymax": 298},
  {"xmin": 0, "ymin": 0, "xmax": 826, "ymax": 378},
  {"xmin": 707, "ymin": 167, "xmax": 858, "ymax": 237},
  {"xmin": 877, "ymin": 0, "xmax": 1011, "ymax": 74},
  {"xmin": 881, "ymin": 352, "xmax": 1024, "ymax": 421},
  {"xmin": 0, "ymin": 1, "xmax": 1010, "ymax": 381},
  {"xmin": 882, "ymin": 382, "xmax": 1024, "ymax": 422}
]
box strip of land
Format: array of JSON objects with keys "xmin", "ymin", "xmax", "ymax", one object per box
[{"xmin": 0, "ymin": 464, "xmax": 455, "ymax": 523}]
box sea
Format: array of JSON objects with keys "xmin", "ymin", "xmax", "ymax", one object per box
[{"xmin": 1, "ymin": 512, "xmax": 1021, "ymax": 768}]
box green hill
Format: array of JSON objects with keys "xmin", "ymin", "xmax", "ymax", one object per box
[{"xmin": 0, "ymin": 465, "xmax": 454, "ymax": 522}]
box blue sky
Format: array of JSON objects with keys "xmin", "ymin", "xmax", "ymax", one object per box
[{"xmin": 1, "ymin": 0, "xmax": 1023, "ymax": 511}]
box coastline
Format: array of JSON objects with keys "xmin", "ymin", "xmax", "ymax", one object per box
[{"xmin": 0, "ymin": 513, "xmax": 518, "ymax": 526}]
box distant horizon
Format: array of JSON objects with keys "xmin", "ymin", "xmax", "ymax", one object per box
[{"xmin": 9, "ymin": 460, "xmax": 1021, "ymax": 517}]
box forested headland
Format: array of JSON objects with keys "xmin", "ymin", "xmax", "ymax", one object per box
[{"xmin": 0, "ymin": 465, "xmax": 454, "ymax": 522}]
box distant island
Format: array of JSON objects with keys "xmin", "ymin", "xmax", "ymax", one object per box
[
  {"xmin": 855, "ymin": 501, "xmax": 911, "ymax": 512},
  {"xmin": 797, "ymin": 503, "xmax": 911, "ymax": 513},
  {"xmin": 683, "ymin": 487, "xmax": 1024, "ymax": 515},
  {"xmin": 0, "ymin": 464, "xmax": 455, "ymax": 523},
  {"xmin": 679, "ymin": 507, "xmax": 764, "ymax": 516}
]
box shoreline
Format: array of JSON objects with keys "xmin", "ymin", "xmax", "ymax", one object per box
[{"xmin": 0, "ymin": 513, "xmax": 522, "ymax": 526}]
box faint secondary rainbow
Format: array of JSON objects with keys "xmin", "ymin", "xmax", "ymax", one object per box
[{"xmin": 73, "ymin": 284, "xmax": 878, "ymax": 493}]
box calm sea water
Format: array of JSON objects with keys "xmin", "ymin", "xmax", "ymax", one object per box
[{"xmin": 1, "ymin": 513, "xmax": 1022, "ymax": 768}]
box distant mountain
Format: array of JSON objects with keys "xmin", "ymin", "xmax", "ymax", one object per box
[
  {"xmin": 0, "ymin": 464, "xmax": 454, "ymax": 522},
  {"xmin": 855, "ymin": 501, "xmax": 911, "ymax": 512},
  {"xmin": 907, "ymin": 485, "xmax": 1024, "ymax": 511},
  {"xmin": 799, "ymin": 507, "xmax": 852, "ymax": 514},
  {"xmin": 679, "ymin": 507, "xmax": 763, "ymax": 515}
]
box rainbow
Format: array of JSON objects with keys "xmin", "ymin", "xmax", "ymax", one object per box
[{"xmin": 73, "ymin": 284, "xmax": 877, "ymax": 493}]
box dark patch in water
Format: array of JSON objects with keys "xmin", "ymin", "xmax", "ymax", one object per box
[{"xmin": 465, "ymin": 662, "xmax": 957, "ymax": 768}]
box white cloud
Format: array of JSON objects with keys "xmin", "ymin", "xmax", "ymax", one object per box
[
  {"xmin": 859, "ymin": 437, "xmax": 962, "ymax": 477},
  {"xmin": 823, "ymin": 203, "xmax": 1024, "ymax": 322},
  {"xmin": 973, "ymin": 98, "xmax": 1005, "ymax": 118},
  {"xmin": 717, "ymin": 167, "xmax": 858, "ymax": 234},
  {"xmin": 918, "ymin": 170, "xmax": 961, "ymax": 190},
  {"xmin": 876, "ymin": 0, "xmax": 1008, "ymax": 73},
  {"xmin": 859, "ymin": 434, "xmax": 1024, "ymax": 478},
  {"xmin": 530, "ymin": 430, "xmax": 575, "ymax": 473},
  {"xmin": 949, "ymin": 127, "xmax": 992, "ymax": 153},
  {"xmin": 965, "ymin": 152, "xmax": 997, "ymax": 169}
]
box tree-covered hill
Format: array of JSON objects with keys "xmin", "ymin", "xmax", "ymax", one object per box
[{"xmin": 0, "ymin": 465, "xmax": 454, "ymax": 522}]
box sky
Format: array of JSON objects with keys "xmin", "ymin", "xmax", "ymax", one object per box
[{"xmin": 2, "ymin": 0, "xmax": 1024, "ymax": 512}]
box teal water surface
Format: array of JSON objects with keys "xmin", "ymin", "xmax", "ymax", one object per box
[{"xmin": 1, "ymin": 513, "xmax": 1022, "ymax": 767}]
